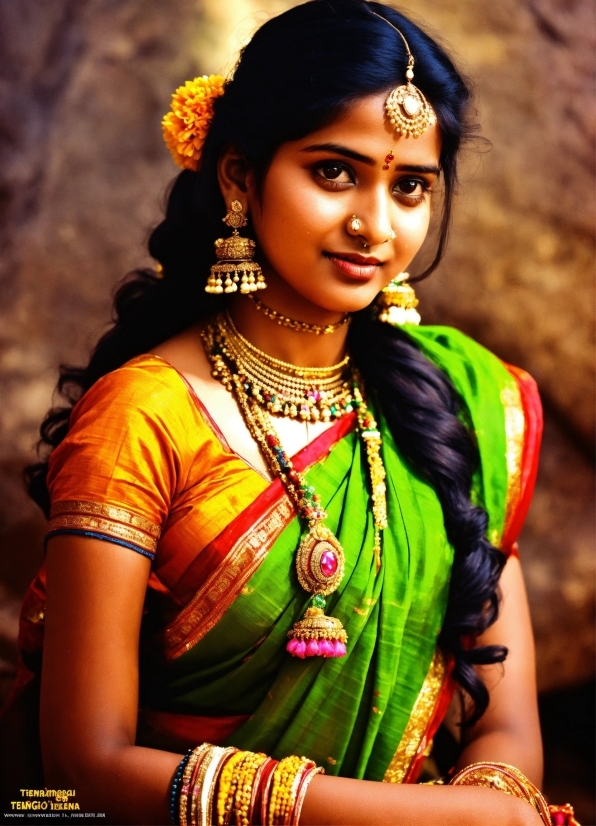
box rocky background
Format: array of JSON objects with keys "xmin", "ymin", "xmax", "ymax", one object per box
[{"xmin": 0, "ymin": 0, "xmax": 593, "ymax": 819}]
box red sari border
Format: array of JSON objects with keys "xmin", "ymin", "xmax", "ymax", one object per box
[
  {"xmin": 500, "ymin": 363, "xmax": 543, "ymax": 552},
  {"xmin": 403, "ymin": 365, "xmax": 542, "ymax": 783},
  {"xmin": 161, "ymin": 412, "xmax": 357, "ymax": 659}
]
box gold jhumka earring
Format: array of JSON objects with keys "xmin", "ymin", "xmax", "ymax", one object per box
[
  {"xmin": 376, "ymin": 273, "xmax": 421, "ymax": 326},
  {"xmin": 206, "ymin": 200, "xmax": 267, "ymax": 295},
  {"xmin": 369, "ymin": 11, "xmax": 437, "ymax": 139}
]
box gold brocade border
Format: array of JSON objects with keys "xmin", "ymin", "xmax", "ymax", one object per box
[
  {"xmin": 500, "ymin": 382, "xmax": 525, "ymax": 543},
  {"xmin": 48, "ymin": 514, "xmax": 158, "ymax": 554},
  {"xmin": 162, "ymin": 496, "xmax": 295, "ymax": 660},
  {"xmin": 383, "ymin": 649, "xmax": 446, "ymax": 784},
  {"xmin": 50, "ymin": 499, "xmax": 161, "ymax": 537}
]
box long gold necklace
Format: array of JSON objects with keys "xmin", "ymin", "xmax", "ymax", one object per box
[{"xmin": 201, "ymin": 313, "xmax": 387, "ymax": 659}]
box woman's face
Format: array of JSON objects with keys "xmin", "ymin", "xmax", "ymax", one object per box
[{"xmin": 246, "ymin": 91, "xmax": 442, "ymax": 316}]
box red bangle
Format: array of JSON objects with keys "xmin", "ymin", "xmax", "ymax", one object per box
[{"xmin": 259, "ymin": 758, "xmax": 279, "ymax": 826}]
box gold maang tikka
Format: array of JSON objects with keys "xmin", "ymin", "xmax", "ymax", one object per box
[
  {"xmin": 206, "ymin": 200, "xmax": 267, "ymax": 295},
  {"xmin": 369, "ymin": 11, "xmax": 437, "ymax": 139}
]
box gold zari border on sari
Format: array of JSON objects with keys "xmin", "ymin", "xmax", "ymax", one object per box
[
  {"xmin": 50, "ymin": 499, "xmax": 161, "ymax": 536},
  {"xmin": 501, "ymin": 383, "xmax": 525, "ymax": 543},
  {"xmin": 162, "ymin": 497, "xmax": 295, "ymax": 660},
  {"xmin": 48, "ymin": 499, "xmax": 159, "ymax": 554},
  {"xmin": 383, "ymin": 649, "xmax": 446, "ymax": 784}
]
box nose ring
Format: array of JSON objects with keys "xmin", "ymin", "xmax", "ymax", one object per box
[
  {"xmin": 348, "ymin": 214, "xmax": 362, "ymax": 233},
  {"xmin": 387, "ymin": 229, "xmax": 396, "ymax": 242}
]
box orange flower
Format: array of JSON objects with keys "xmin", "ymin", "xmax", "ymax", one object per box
[{"xmin": 162, "ymin": 74, "xmax": 226, "ymax": 171}]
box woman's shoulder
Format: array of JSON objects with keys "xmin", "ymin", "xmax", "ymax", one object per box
[
  {"xmin": 401, "ymin": 324, "xmax": 512, "ymax": 387},
  {"xmin": 401, "ymin": 324, "xmax": 539, "ymax": 409},
  {"xmin": 70, "ymin": 354, "xmax": 198, "ymax": 424},
  {"xmin": 402, "ymin": 324, "xmax": 543, "ymax": 551},
  {"xmin": 49, "ymin": 353, "xmax": 210, "ymax": 490}
]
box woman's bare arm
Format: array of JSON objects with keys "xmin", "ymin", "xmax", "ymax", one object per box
[
  {"xmin": 41, "ymin": 536, "xmax": 542, "ymax": 825},
  {"xmin": 456, "ymin": 554, "xmax": 543, "ymax": 785},
  {"xmin": 41, "ymin": 535, "xmax": 180, "ymax": 824}
]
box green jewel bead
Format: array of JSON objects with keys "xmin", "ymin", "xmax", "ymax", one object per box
[{"xmin": 312, "ymin": 594, "xmax": 326, "ymax": 609}]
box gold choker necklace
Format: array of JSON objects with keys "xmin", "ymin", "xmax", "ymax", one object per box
[
  {"xmin": 208, "ymin": 313, "xmax": 354, "ymax": 422},
  {"xmin": 249, "ymin": 295, "xmax": 351, "ymax": 335}
]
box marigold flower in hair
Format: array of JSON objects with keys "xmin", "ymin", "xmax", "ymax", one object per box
[{"xmin": 162, "ymin": 74, "xmax": 225, "ymax": 171}]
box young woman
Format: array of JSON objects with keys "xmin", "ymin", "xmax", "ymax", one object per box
[{"xmin": 2, "ymin": 1, "xmax": 574, "ymax": 824}]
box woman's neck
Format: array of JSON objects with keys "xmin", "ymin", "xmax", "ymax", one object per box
[{"xmin": 228, "ymin": 288, "xmax": 350, "ymax": 369}]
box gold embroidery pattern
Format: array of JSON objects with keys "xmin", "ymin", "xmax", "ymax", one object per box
[
  {"xmin": 163, "ymin": 496, "xmax": 295, "ymax": 660},
  {"xmin": 501, "ymin": 383, "xmax": 525, "ymax": 543},
  {"xmin": 48, "ymin": 514, "xmax": 158, "ymax": 554},
  {"xmin": 383, "ymin": 649, "xmax": 446, "ymax": 784},
  {"xmin": 50, "ymin": 499, "xmax": 160, "ymax": 537}
]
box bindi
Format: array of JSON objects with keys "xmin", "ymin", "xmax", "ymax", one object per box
[{"xmin": 382, "ymin": 149, "xmax": 395, "ymax": 171}]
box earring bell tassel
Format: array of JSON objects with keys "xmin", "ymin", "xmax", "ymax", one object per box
[{"xmin": 376, "ymin": 275, "xmax": 420, "ymax": 325}]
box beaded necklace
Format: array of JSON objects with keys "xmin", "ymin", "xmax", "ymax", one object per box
[
  {"xmin": 201, "ymin": 313, "xmax": 388, "ymax": 659},
  {"xmin": 248, "ymin": 295, "xmax": 351, "ymax": 335},
  {"xmin": 214, "ymin": 314, "xmax": 354, "ymax": 423}
]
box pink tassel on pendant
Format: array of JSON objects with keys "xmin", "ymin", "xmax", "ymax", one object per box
[{"xmin": 286, "ymin": 599, "xmax": 348, "ymax": 659}]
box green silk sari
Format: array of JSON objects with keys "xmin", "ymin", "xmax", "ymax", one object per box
[{"xmin": 140, "ymin": 326, "xmax": 541, "ymax": 784}]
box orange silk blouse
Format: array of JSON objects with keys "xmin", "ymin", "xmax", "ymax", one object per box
[{"xmin": 46, "ymin": 355, "xmax": 269, "ymax": 597}]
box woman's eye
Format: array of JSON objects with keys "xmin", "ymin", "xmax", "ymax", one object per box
[
  {"xmin": 394, "ymin": 177, "xmax": 432, "ymax": 205},
  {"xmin": 314, "ymin": 162, "xmax": 353, "ymax": 186},
  {"xmin": 398, "ymin": 179, "xmax": 419, "ymax": 194}
]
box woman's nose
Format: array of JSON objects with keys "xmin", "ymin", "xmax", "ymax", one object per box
[{"xmin": 346, "ymin": 194, "xmax": 394, "ymax": 248}]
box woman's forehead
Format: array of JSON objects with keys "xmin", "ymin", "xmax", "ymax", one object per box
[{"xmin": 289, "ymin": 92, "xmax": 442, "ymax": 166}]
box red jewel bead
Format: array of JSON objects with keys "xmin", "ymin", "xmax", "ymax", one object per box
[
  {"xmin": 266, "ymin": 434, "xmax": 278, "ymax": 447},
  {"xmin": 382, "ymin": 164, "xmax": 390, "ymax": 170},
  {"xmin": 320, "ymin": 550, "xmax": 338, "ymax": 577}
]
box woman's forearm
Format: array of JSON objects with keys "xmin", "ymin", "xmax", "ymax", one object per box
[
  {"xmin": 44, "ymin": 743, "xmax": 544, "ymax": 826},
  {"xmin": 300, "ymin": 774, "xmax": 544, "ymax": 826},
  {"xmin": 43, "ymin": 744, "xmax": 180, "ymax": 825}
]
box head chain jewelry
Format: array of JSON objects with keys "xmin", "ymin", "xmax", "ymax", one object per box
[{"xmin": 368, "ymin": 10, "xmax": 437, "ymax": 139}]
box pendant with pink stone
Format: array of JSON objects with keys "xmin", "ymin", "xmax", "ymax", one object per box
[{"xmin": 286, "ymin": 524, "xmax": 348, "ymax": 658}]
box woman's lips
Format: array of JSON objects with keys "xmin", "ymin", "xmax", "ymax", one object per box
[{"xmin": 324, "ymin": 252, "xmax": 383, "ymax": 281}]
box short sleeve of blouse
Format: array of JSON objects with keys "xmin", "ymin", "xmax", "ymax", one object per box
[{"xmin": 46, "ymin": 356, "xmax": 198, "ymax": 561}]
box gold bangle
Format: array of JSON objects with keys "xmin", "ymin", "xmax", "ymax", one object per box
[
  {"xmin": 217, "ymin": 750, "xmax": 247, "ymax": 826},
  {"xmin": 270, "ymin": 756, "xmax": 308, "ymax": 826},
  {"xmin": 234, "ymin": 751, "xmax": 268, "ymax": 826},
  {"xmin": 181, "ymin": 745, "xmax": 212, "ymax": 826},
  {"xmin": 284, "ymin": 761, "xmax": 314, "ymax": 826},
  {"xmin": 224, "ymin": 751, "xmax": 253, "ymax": 826},
  {"xmin": 449, "ymin": 762, "xmax": 551, "ymax": 825},
  {"xmin": 292, "ymin": 766, "xmax": 324, "ymax": 826},
  {"xmin": 190, "ymin": 745, "xmax": 215, "ymax": 826},
  {"xmin": 198, "ymin": 746, "xmax": 236, "ymax": 826}
]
